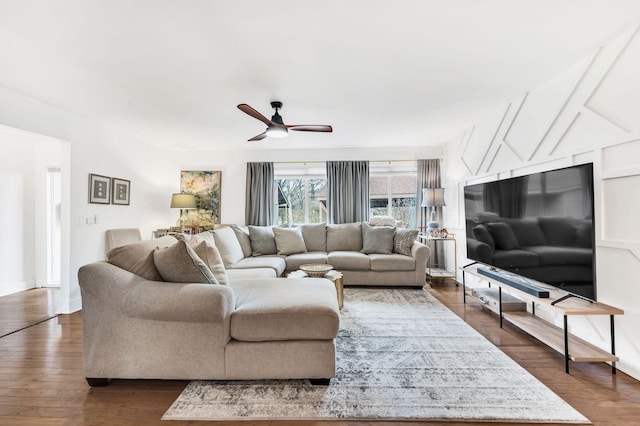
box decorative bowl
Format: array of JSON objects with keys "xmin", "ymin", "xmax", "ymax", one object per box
[{"xmin": 300, "ymin": 264, "xmax": 334, "ymax": 277}]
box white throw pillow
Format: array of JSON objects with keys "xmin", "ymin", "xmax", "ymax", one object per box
[
  {"xmin": 211, "ymin": 227, "xmax": 245, "ymax": 267},
  {"xmin": 369, "ymin": 215, "xmax": 397, "ymax": 226}
]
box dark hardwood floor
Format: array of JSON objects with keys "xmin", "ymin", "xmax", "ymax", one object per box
[{"xmin": 0, "ymin": 283, "xmax": 639, "ymax": 425}]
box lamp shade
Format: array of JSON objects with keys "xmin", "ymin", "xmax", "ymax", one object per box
[
  {"xmin": 421, "ymin": 188, "xmax": 446, "ymax": 207},
  {"xmin": 170, "ymin": 193, "xmax": 196, "ymax": 209}
]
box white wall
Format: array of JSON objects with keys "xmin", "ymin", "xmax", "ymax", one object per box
[
  {"xmin": 175, "ymin": 146, "xmax": 443, "ymax": 224},
  {"xmin": 0, "ymin": 134, "xmax": 35, "ymax": 296},
  {"xmin": 0, "ymin": 85, "xmax": 175, "ymax": 313},
  {"xmin": 443, "ymin": 25, "xmax": 640, "ymax": 380}
]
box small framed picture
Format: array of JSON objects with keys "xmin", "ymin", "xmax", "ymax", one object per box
[
  {"xmin": 111, "ymin": 178, "xmax": 130, "ymax": 205},
  {"xmin": 89, "ymin": 174, "xmax": 111, "ymax": 204}
]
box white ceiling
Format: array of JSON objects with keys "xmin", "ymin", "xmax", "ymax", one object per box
[{"xmin": 1, "ymin": 0, "xmax": 640, "ymax": 151}]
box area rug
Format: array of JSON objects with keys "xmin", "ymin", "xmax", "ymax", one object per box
[{"xmin": 162, "ymin": 288, "xmax": 589, "ymax": 423}]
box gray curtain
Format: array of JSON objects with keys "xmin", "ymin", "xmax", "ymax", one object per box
[
  {"xmin": 245, "ymin": 162, "xmax": 275, "ymax": 226},
  {"xmin": 416, "ymin": 159, "xmax": 442, "ymax": 232},
  {"xmin": 326, "ymin": 161, "xmax": 370, "ymax": 224}
]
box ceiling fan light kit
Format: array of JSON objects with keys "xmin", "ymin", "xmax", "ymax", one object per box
[{"xmin": 237, "ymin": 101, "xmax": 332, "ymax": 142}]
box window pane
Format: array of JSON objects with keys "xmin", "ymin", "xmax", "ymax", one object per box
[
  {"xmin": 390, "ymin": 175, "xmax": 416, "ymax": 228},
  {"xmin": 276, "ymin": 178, "xmax": 327, "ymax": 224}
]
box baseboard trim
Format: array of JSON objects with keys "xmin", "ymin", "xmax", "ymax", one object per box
[{"xmin": 0, "ymin": 280, "xmax": 36, "ymax": 297}]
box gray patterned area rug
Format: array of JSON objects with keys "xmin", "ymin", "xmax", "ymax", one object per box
[{"xmin": 162, "ymin": 288, "xmax": 589, "ymax": 423}]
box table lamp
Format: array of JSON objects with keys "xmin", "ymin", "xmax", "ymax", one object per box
[
  {"xmin": 421, "ymin": 187, "xmax": 445, "ymax": 231},
  {"xmin": 170, "ymin": 193, "xmax": 197, "ymax": 227}
]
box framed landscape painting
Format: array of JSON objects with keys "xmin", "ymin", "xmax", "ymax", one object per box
[
  {"xmin": 180, "ymin": 170, "xmax": 221, "ymax": 226},
  {"xmin": 89, "ymin": 173, "xmax": 111, "ymax": 204}
]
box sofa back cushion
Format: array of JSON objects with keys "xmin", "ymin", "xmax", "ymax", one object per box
[
  {"xmin": 248, "ymin": 225, "xmax": 278, "ymax": 256},
  {"xmin": 505, "ymin": 218, "xmax": 547, "ymax": 247},
  {"xmin": 273, "ymin": 227, "xmax": 308, "ymax": 255},
  {"xmin": 538, "ymin": 217, "xmax": 579, "ymax": 247},
  {"xmin": 230, "ymin": 225, "xmax": 253, "ymax": 258},
  {"xmin": 107, "ymin": 235, "xmax": 177, "ymax": 281},
  {"xmin": 301, "ymin": 223, "xmax": 327, "ymax": 252},
  {"xmin": 212, "ymin": 227, "xmax": 245, "ymax": 266},
  {"xmin": 153, "ymin": 239, "xmax": 218, "ymax": 284},
  {"xmin": 361, "ymin": 223, "xmax": 395, "ymax": 254},
  {"xmin": 326, "ymin": 222, "xmax": 363, "ymax": 252}
]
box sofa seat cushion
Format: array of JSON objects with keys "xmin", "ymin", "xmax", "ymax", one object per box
[
  {"xmin": 230, "ymin": 255, "xmax": 286, "ymax": 276},
  {"xmin": 230, "ymin": 278, "xmax": 340, "ymax": 341},
  {"xmin": 226, "ymin": 268, "xmax": 277, "ymax": 281},
  {"xmin": 327, "ymin": 251, "xmax": 371, "ymax": 270},
  {"xmin": 493, "ymin": 249, "xmax": 539, "ymax": 269},
  {"xmin": 369, "ymin": 253, "xmax": 416, "ymax": 271},
  {"xmin": 285, "ymin": 251, "xmax": 329, "ymax": 271},
  {"xmin": 525, "ymin": 246, "xmax": 592, "ymax": 266}
]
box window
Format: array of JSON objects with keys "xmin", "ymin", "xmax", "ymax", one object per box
[
  {"xmin": 369, "ymin": 162, "xmax": 417, "ymax": 228},
  {"xmin": 275, "ymin": 163, "xmax": 327, "ymax": 225}
]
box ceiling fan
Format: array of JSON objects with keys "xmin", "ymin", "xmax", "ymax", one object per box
[{"xmin": 237, "ymin": 101, "xmax": 333, "ymax": 142}]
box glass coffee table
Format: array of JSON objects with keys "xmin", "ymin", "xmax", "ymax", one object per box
[{"xmin": 287, "ymin": 269, "xmax": 344, "ymax": 310}]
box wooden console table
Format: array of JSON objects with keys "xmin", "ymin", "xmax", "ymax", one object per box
[{"xmin": 462, "ymin": 264, "xmax": 623, "ymax": 374}]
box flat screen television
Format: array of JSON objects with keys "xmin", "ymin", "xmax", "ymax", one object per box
[{"xmin": 464, "ymin": 163, "xmax": 596, "ymax": 301}]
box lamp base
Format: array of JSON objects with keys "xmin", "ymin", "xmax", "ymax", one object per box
[{"xmin": 427, "ymin": 221, "xmax": 440, "ymax": 231}]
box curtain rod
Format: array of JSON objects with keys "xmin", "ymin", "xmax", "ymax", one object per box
[{"xmin": 273, "ymin": 159, "xmax": 442, "ymax": 165}]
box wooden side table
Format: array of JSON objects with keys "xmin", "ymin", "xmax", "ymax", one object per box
[{"xmin": 288, "ymin": 269, "xmax": 344, "ymax": 310}]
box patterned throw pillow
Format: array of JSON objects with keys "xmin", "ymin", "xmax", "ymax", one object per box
[
  {"xmin": 393, "ymin": 228, "xmax": 419, "ymax": 256},
  {"xmin": 153, "ymin": 239, "xmax": 219, "ymax": 284}
]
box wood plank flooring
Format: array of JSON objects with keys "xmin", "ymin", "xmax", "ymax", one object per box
[{"xmin": 0, "ymin": 283, "xmax": 639, "ymax": 425}]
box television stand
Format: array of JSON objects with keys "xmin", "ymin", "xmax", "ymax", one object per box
[
  {"xmin": 551, "ymin": 293, "xmax": 594, "ymax": 306},
  {"xmin": 462, "ymin": 264, "xmax": 623, "ymax": 374}
]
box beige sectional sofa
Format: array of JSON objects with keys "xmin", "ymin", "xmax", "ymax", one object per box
[
  {"xmin": 78, "ymin": 222, "xmax": 427, "ymax": 386},
  {"xmin": 78, "ymin": 235, "xmax": 340, "ymax": 386},
  {"xmin": 214, "ymin": 222, "xmax": 430, "ymax": 287}
]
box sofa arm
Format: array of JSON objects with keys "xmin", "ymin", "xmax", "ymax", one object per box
[
  {"xmin": 411, "ymin": 240, "xmax": 430, "ymax": 268},
  {"xmin": 466, "ymin": 238, "xmax": 493, "ymax": 264},
  {"xmin": 78, "ymin": 262, "xmax": 235, "ymax": 324}
]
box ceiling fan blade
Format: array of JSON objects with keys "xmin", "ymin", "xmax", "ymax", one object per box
[
  {"xmin": 248, "ymin": 132, "xmax": 267, "ymax": 142},
  {"xmin": 238, "ymin": 104, "xmax": 273, "ymax": 126},
  {"xmin": 287, "ymin": 125, "xmax": 333, "ymax": 132}
]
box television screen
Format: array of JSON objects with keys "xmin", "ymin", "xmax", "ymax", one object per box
[{"xmin": 464, "ymin": 163, "xmax": 596, "ymax": 301}]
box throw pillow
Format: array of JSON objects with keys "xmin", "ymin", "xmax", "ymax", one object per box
[
  {"xmin": 231, "ymin": 225, "xmax": 252, "ymax": 258},
  {"xmin": 301, "ymin": 222, "xmax": 327, "ymax": 252},
  {"xmin": 472, "ymin": 225, "xmax": 495, "ymax": 250},
  {"xmin": 107, "ymin": 235, "xmax": 178, "ymax": 281},
  {"xmin": 393, "ymin": 228, "xmax": 419, "ymax": 256},
  {"xmin": 153, "ymin": 239, "xmax": 218, "ymax": 284},
  {"xmin": 369, "ymin": 215, "xmax": 396, "ymax": 226},
  {"xmin": 248, "ymin": 225, "xmax": 278, "ymax": 256},
  {"xmin": 486, "ymin": 222, "xmax": 519, "ymax": 250},
  {"xmin": 361, "ymin": 223, "xmax": 395, "ymax": 254},
  {"xmin": 326, "ymin": 222, "xmax": 362, "ymax": 252},
  {"xmin": 211, "ymin": 227, "xmax": 245, "ymax": 267},
  {"xmin": 273, "ymin": 227, "xmax": 308, "ymax": 255},
  {"xmin": 176, "ymin": 232, "xmax": 229, "ymax": 285}
]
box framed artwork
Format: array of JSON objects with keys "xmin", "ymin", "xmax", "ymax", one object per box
[
  {"xmin": 180, "ymin": 170, "xmax": 221, "ymax": 226},
  {"xmin": 111, "ymin": 178, "xmax": 131, "ymax": 205},
  {"xmin": 89, "ymin": 174, "xmax": 111, "ymax": 204}
]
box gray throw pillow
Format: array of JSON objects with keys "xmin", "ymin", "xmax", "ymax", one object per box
[
  {"xmin": 486, "ymin": 222, "xmax": 519, "ymax": 250},
  {"xmin": 273, "ymin": 227, "xmax": 308, "ymax": 255},
  {"xmin": 361, "ymin": 223, "xmax": 395, "ymax": 254},
  {"xmin": 248, "ymin": 225, "xmax": 278, "ymax": 256},
  {"xmin": 393, "ymin": 228, "xmax": 419, "ymax": 256},
  {"xmin": 107, "ymin": 235, "xmax": 178, "ymax": 281},
  {"xmin": 189, "ymin": 240, "xmax": 229, "ymax": 285},
  {"xmin": 153, "ymin": 239, "xmax": 218, "ymax": 284}
]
